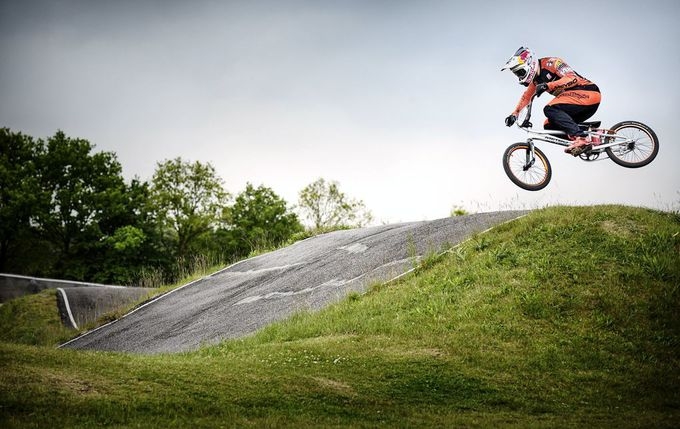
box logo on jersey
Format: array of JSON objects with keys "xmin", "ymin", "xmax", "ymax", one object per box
[{"xmin": 554, "ymin": 59, "xmax": 573, "ymax": 75}]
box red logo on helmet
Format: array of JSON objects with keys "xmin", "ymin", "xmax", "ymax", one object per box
[{"xmin": 518, "ymin": 50, "xmax": 530, "ymax": 64}]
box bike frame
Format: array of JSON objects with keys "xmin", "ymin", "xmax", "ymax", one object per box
[
  {"xmin": 515, "ymin": 96, "xmax": 634, "ymax": 155},
  {"xmin": 504, "ymin": 94, "xmax": 658, "ymax": 191}
]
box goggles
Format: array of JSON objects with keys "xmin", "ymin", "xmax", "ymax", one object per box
[{"xmin": 512, "ymin": 67, "xmax": 527, "ymax": 79}]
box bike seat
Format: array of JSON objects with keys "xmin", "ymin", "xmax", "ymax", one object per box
[{"xmin": 578, "ymin": 121, "xmax": 601, "ymax": 129}]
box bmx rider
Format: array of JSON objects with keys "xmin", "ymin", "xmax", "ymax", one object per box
[{"xmin": 501, "ymin": 47, "xmax": 601, "ymax": 156}]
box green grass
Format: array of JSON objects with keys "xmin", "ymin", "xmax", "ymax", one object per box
[
  {"xmin": 0, "ymin": 290, "xmax": 73, "ymax": 346},
  {"xmin": 1, "ymin": 205, "xmax": 679, "ymax": 428}
]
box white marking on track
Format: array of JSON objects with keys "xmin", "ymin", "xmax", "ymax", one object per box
[
  {"xmin": 228, "ymin": 263, "xmax": 303, "ymax": 275},
  {"xmin": 57, "ymin": 288, "xmax": 79, "ymax": 330},
  {"xmin": 234, "ymin": 279, "xmax": 346, "ymax": 305},
  {"xmin": 338, "ymin": 243, "xmax": 368, "ymax": 254}
]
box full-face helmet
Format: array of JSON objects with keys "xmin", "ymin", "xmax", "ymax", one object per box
[{"xmin": 501, "ymin": 47, "xmax": 538, "ymax": 86}]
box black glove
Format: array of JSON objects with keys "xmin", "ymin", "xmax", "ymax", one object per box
[
  {"xmin": 505, "ymin": 114, "xmax": 517, "ymax": 127},
  {"xmin": 535, "ymin": 83, "xmax": 548, "ymax": 97}
]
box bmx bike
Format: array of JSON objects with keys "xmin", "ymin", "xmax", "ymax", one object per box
[{"xmin": 502, "ymin": 95, "xmax": 659, "ymax": 191}]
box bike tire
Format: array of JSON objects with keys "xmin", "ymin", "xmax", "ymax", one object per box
[
  {"xmin": 605, "ymin": 121, "xmax": 659, "ymax": 168},
  {"xmin": 502, "ymin": 142, "xmax": 552, "ymax": 191}
]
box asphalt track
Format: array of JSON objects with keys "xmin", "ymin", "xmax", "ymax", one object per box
[{"xmin": 61, "ymin": 211, "xmax": 526, "ymax": 354}]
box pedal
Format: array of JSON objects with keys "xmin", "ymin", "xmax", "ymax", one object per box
[{"xmin": 570, "ymin": 144, "xmax": 593, "ymax": 157}]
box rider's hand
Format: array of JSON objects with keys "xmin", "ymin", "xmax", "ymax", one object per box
[
  {"xmin": 505, "ymin": 114, "xmax": 517, "ymax": 127},
  {"xmin": 535, "ymin": 83, "xmax": 548, "ymax": 97}
]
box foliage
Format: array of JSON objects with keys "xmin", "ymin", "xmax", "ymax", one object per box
[
  {"xmin": 298, "ymin": 177, "xmax": 373, "ymax": 229},
  {"xmin": 450, "ymin": 205, "xmax": 469, "ymax": 216},
  {"xmin": 1, "ymin": 129, "xmax": 143, "ymax": 281},
  {"xmin": 149, "ymin": 157, "xmax": 229, "ymax": 259},
  {"xmin": 34, "ymin": 131, "xmax": 129, "ymax": 279},
  {"xmin": 0, "ymin": 128, "xmax": 168, "ymax": 284},
  {"xmin": 106, "ymin": 225, "xmax": 146, "ymax": 251},
  {"xmin": 0, "ymin": 129, "xmax": 41, "ymax": 272},
  {"xmin": 222, "ymin": 183, "xmax": 303, "ymax": 256},
  {"xmin": 92, "ymin": 179, "xmax": 171, "ymax": 285}
]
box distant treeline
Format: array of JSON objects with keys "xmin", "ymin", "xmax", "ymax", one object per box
[{"xmin": 0, "ymin": 128, "xmax": 371, "ymax": 285}]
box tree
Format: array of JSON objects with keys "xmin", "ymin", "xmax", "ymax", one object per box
[
  {"xmin": 297, "ymin": 178, "xmax": 372, "ymax": 230},
  {"xmin": 35, "ymin": 131, "xmax": 128, "ymax": 279},
  {"xmin": 94, "ymin": 179, "xmax": 170, "ymax": 285},
  {"xmin": 1, "ymin": 128, "xmax": 160, "ymax": 282},
  {"xmin": 149, "ymin": 158, "xmax": 229, "ymax": 258},
  {"xmin": 0, "ymin": 128, "xmax": 41, "ymax": 272},
  {"xmin": 225, "ymin": 183, "xmax": 303, "ymax": 255}
]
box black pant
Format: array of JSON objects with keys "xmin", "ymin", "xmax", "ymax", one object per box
[{"xmin": 544, "ymin": 103, "xmax": 600, "ymax": 137}]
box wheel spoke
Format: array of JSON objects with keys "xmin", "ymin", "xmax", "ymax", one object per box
[
  {"xmin": 508, "ymin": 147, "xmax": 548, "ymax": 186},
  {"xmin": 504, "ymin": 143, "xmax": 552, "ymax": 190}
]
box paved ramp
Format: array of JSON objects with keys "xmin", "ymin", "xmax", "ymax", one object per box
[{"xmin": 61, "ymin": 212, "xmax": 526, "ymax": 354}]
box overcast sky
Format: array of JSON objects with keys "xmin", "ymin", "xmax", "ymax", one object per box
[{"xmin": 2, "ymin": 0, "xmax": 679, "ymax": 223}]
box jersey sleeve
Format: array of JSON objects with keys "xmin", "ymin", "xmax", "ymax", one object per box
[{"xmin": 512, "ymin": 81, "xmax": 537, "ymax": 116}]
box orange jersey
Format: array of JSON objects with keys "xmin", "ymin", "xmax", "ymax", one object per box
[{"xmin": 512, "ymin": 57, "xmax": 597, "ymax": 116}]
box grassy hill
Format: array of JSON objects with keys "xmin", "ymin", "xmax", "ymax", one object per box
[{"xmin": 1, "ymin": 206, "xmax": 678, "ymax": 428}]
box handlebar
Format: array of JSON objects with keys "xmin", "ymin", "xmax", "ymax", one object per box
[{"xmin": 517, "ymin": 94, "xmax": 538, "ymax": 129}]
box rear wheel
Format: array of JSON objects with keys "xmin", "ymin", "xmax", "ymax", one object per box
[
  {"xmin": 502, "ymin": 142, "xmax": 552, "ymax": 191},
  {"xmin": 605, "ymin": 121, "xmax": 659, "ymax": 168}
]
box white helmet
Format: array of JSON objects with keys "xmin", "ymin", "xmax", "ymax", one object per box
[{"xmin": 501, "ymin": 47, "xmax": 538, "ymax": 86}]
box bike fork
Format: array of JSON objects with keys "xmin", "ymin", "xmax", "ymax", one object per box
[{"xmin": 524, "ymin": 140, "xmax": 536, "ymax": 171}]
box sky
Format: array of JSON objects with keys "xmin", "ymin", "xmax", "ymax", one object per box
[{"xmin": 1, "ymin": 0, "xmax": 679, "ymax": 224}]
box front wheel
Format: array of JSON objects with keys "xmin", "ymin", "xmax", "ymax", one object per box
[
  {"xmin": 605, "ymin": 121, "xmax": 659, "ymax": 168},
  {"xmin": 502, "ymin": 142, "xmax": 552, "ymax": 191}
]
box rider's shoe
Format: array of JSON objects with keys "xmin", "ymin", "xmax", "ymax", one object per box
[{"xmin": 565, "ymin": 136, "xmax": 592, "ymax": 156}]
